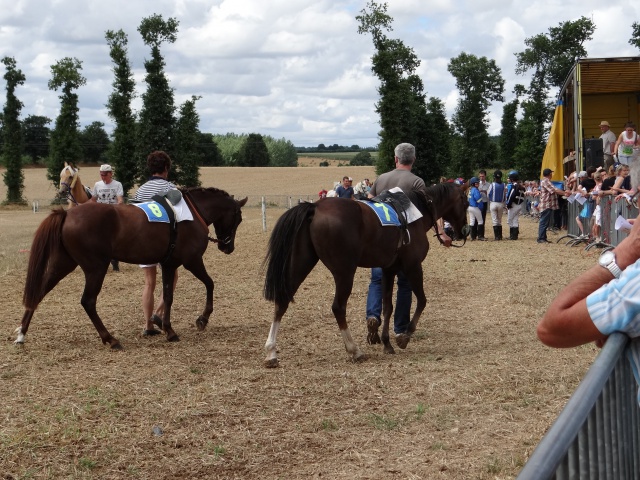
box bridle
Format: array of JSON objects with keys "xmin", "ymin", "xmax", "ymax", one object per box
[
  {"xmin": 60, "ymin": 166, "xmax": 80, "ymax": 206},
  {"xmin": 425, "ymin": 189, "xmax": 468, "ymax": 248},
  {"xmin": 183, "ymin": 190, "xmax": 233, "ymax": 245}
]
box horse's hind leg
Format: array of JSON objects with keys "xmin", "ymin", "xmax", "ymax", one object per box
[
  {"xmin": 15, "ymin": 252, "xmax": 77, "ymax": 345},
  {"xmin": 80, "ymin": 266, "xmax": 122, "ymax": 349},
  {"xmin": 330, "ymin": 270, "xmax": 367, "ymax": 362},
  {"xmin": 396, "ymin": 265, "xmax": 426, "ymax": 350},
  {"xmin": 264, "ymin": 244, "xmax": 319, "ymax": 368},
  {"xmin": 264, "ymin": 303, "xmax": 287, "ymax": 368}
]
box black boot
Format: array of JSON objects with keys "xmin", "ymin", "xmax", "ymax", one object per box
[
  {"xmin": 477, "ymin": 224, "xmax": 487, "ymax": 241},
  {"xmin": 493, "ymin": 226, "xmax": 499, "ymax": 240},
  {"xmin": 514, "ymin": 227, "xmax": 519, "ymax": 240},
  {"xmin": 111, "ymin": 259, "xmax": 120, "ymax": 272},
  {"xmin": 470, "ymin": 225, "xmax": 477, "ymax": 241},
  {"xmin": 497, "ymin": 225, "xmax": 503, "ymax": 240},
  {"xmin": 508, "ymin": 227, "xmax": 515, "ymax": 240}
]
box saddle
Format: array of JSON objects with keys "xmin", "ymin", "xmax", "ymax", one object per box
[{"xmin": 369, "ymin": 189, "xmax": 411, "ymax": 246}]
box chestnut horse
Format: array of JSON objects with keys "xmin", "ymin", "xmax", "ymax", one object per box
[
  {"xmin": 59, "ymin": 162, "xmax": 90, "ymax": 207},
  {"xmin": 262, "ymin": 183, "xmax": 469, "ymax": 367},
  {"xmin": 15, "ymin": 188, "xmax": 247, "ymax": 349}
]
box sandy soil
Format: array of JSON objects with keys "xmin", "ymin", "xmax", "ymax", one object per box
[{"xmin": 0, "ymin": 166, "xmax": 598, "ymax": 479}]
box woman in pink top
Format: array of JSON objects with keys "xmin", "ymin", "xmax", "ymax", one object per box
[{"xmin": 614, "ymin": 121, "xmax": 639, "ymax": 165}]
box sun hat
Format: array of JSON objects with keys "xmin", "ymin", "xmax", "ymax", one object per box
[
  {"xmin": 99, "ymin": 164, "xmax": 113, "ymax": 172},
  {"xmin": 599, "ymin": 121, "xmax": 610, "ymax": 127}
]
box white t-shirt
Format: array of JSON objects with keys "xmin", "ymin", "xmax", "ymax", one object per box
[{"xmin": 93, "ymin": 179, "xmax": 124, "ymax": 204}]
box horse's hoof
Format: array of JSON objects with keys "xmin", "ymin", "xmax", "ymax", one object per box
[
  {"xmin": 14, "ymin": 340, "xmax": 24, "ymax": 346},
  {"xmin": 383, "ymin": 344, "xmax": 396, "ymax": 354},
  {"xmin": 150, "ymin": 314, "xmax": 163, "ymax": 331},
  {"xmin": 167, "ymin": 334, "xmax": 180, "ymax": 343},
  {"xmin": 264, "ymin": 358, "xmax": 279, "ymax": 368},
  {"xmin": 366, "ymin": 317, "xmax": 381, "ymax": 345},
  {"xmin": 352, "ymin": 352, "xmax": 368, "ymax": 363},
  {"xmin": 395, "ymin": 333, "xmax": 411, "ymax": 350},
  {"xmin": 195, "ymin": 317, "xmax": 208, "ymax": 331},
  {"xmin": 110, "ymin": 342, "xmax": 123, "ymax": 350}
]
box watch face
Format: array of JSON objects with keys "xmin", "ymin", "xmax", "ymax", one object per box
[{"xmin": 599, "ymin": 250, "xmax": 615, "ymax": 266}]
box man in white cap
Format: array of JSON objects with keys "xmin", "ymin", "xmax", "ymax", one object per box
[
  {"xmin": 92, "ymin": 164, "xmax": 124, "ymax": 271},
  {"xmin": 599, "ymin": 121, "xmax": 617, "ymax": 170},
  {"xmin": 92, "ymin": 164, "xmax": 124, "ymax": 205}
]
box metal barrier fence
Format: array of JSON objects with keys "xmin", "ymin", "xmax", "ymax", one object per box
[
  {"xmin": 519, "ymin": 196, "xmax": 640, "ymax": 478},
  {"xmin": 560, "ymin": 196, "xmax": 638, "ymax": 248},
  {"xmin": 517, "ymin": 333, "xmax": 640, "ymax": 479}
]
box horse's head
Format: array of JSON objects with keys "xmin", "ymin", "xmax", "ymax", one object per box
[
  {"xmin": 426, "ymin": 183, "xmax": 470, "ymax": 241},
  {"xmin": 184, "ymin": 188, "xmax": 248, "ymax": 254},
  {"xmin": 212, "ymin": 196, "xmax": 248, "ymax": 254},
  {"xmin": 59, "ymin": 162, "xmax": 79, "ymax": 197}
]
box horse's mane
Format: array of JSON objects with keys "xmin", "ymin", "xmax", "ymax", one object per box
[
  {"xmin": 425, "ymin": 182, "xmax": 455, "ymax": 205},
  {"xmin": 180, "ymin": 186, "xmax": 231, "ymax": 198}
]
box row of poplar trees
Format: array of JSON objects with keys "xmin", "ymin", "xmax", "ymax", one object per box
[{"xmin": 1, "ymin": 14, "xmax": 200, "ymax": 204}]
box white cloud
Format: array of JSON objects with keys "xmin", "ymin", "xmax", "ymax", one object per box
[{"xmin": 1, "ymin": 0, "xmax": 639, "ymax": 147}]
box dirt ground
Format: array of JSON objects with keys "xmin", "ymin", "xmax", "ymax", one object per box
[{"xmin": 0, "ymin": 166, "xmax": 599, "ymax": 479}]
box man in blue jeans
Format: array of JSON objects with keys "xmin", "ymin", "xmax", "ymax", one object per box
[
  {"xmin": 364, "ymin": 143, "xmax": 451, "ymax": 345},
  {"xmin": 537, "ymin": 168, "xmax": 568, "ymax": 243}
]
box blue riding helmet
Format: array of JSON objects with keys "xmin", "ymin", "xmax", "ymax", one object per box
[{"xmin": 470, "ymin": 177, "xmax": 480, "ymax": 185}]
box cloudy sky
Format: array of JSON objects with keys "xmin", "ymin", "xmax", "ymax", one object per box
[{"xmin": 1, "ymin": 0, "xmax": 639, "ymax": 148}]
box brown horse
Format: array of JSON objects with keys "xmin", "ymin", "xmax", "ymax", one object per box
[
  {"xmin": 262, "ymin": 183, "xmax": 469, "ymax": 367},
  {"xmin": 15, "ymin": 188, "xmax": 248, "ymax": 349},
  {"xmin": 59, "ymin": 162, "xmax": 90, "ymax": 207}
]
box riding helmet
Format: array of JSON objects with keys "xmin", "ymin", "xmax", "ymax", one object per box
[
  {"xmin": 470, "ymin": 176, "xmax": 480, "ymax": 185},
  {"xmin": 493, "ymin": 170, "xmax": 503, "ymax": 180},
  {"xmin": 508, "ymin": 170, "xmax": 519, "ymax": 181}
]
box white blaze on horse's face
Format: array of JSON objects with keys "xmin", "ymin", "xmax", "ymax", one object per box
[{"xmin": 59, "ymin": 164, "xmax": 78, "ymax": 193}]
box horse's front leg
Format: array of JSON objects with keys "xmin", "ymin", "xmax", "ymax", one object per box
[
  {"xmin": 396, "ymin": 264, "xmax": 426, "ymax": 350},
  {"xmin": 182, "ymin": 259, "xmax": 213, "ymax": 331},
  {"xmin": 331, "ymin": 271, "xmax": 367, "ymax": 362},
  {"xmin": 160, "ymin": 267, "xmax": 180, "ymax": 342},
  {"xmin": 380, "ymin": 269, "xmax": 396, "ymax": 354}
]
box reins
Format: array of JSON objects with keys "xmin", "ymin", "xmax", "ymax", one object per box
[
  {"xmin": 183, "ymin": 190, "xmax": 231, "ymax": 245},
  {"xmin": 424, "ymin": 187, "xmax": 467, "ymax": 248}
]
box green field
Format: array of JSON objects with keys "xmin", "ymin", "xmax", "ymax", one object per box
[{"xmin": 297, "ymin": 151, "xmax": 378, "ymax": 161}]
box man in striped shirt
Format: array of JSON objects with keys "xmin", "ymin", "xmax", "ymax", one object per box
[{"xmin": 134, "ymin": 150, "xmax": 178, "ymax": 336}]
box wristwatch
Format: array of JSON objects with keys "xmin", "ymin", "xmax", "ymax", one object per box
[{"xmin": 598, "ymin": 250, "xmax": 622, "ymax": 279}]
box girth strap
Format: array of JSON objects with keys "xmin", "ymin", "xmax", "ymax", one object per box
[{"xmin": 152, "ymin": 195, "xmax": 178, "ymax": 265}]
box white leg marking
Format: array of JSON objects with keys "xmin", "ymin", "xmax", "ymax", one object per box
[
  {"xmin": 340, "ymin": 329, "xmax": 364, "ymax": 360},
  {"xmin": 264, "ymin": 321, "xmax": 280, "ymax": 364},
  {"xmin": 14, "ymin": 326, "xmax": 25, "ymax": 344}
]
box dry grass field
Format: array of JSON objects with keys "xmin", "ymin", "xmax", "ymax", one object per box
[{"xmin": 0, "ymin": 165, "xmax": 599, "ymax": 479}]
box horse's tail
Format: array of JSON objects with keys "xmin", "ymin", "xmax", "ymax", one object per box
[
  {"xmin": 262, "ymin": 202, "xmax": 317, "ymax": 305},
  {"xmin": 23, "ymin": 209, "xmax": 67, "ymax": 309}
]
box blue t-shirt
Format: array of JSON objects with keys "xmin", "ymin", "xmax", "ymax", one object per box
[{"xmin": 335, "ymin": 185, "xmax": 354, "ymax": 198}]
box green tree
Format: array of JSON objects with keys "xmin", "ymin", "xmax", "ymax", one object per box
[
  {"xmin": 426, "ymin": 97, "xmax": 452, "ymax": 179},
  {"xmin": 212, "ymin": 133, "xmax": 246, "ymax": 165},
  {"xmin": 356, "ymin": 1, "xmax": 433, "ymax": 181},
  {"xmin": 79, "ymin": 121, "xmax": 110, "ymax": 164},
  {"xmin": 136, "ymin": 14, "xmax": 179, "ymax": 184},
  {"xmin": 630, "ymin": 22, "xmax": 640, "ymax": 50},
  {"xmin": 350, "ymin": 151, "xmax": 373, "ymax": 166},
  {"xmin": 1, "ymin": 56, "xmax": 26, "ymax": 204},
  {"xmin": 196, "ymin": 133, "xmax": 224, "ymax": 166},
  {"xmin": 448, "ymin": 52, "xmax": 504, "ymax": 178},
  {"xmin": 499, "ymin": 98, "xmax": 519, "ymax": 167},
  {"xmin": 265, "ymin": 137, "xmax": 298, "ymax": 166},
  {"xmin": 47, "ymin": 57, "xmax": 86, "ymax": 188},
  {"xmin": 514, "ymin": 17, "xmax": 595, "ymax": 177},
  {"xmin": 237, "ymin": 133, "xmax": 270, "ymax": 167},
  {"xmin": 105, "ymin": 28, "xmax": 138, "ymax": 196},
  {"xmin": 21, "ymin": 115, "xmax": 51, "ymax": 164},
  {"xmin": 174, "ymin": 95, "xmax": 201, "ymax": 187}
]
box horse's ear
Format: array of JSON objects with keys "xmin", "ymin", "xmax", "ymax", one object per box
[
  {"xmin": 238, "ymin": 197, "xmax": 248, "ymax": 207},
  {"xmin": 64, "ymin": 162, "xmax": 69, "ymax": 168}
]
